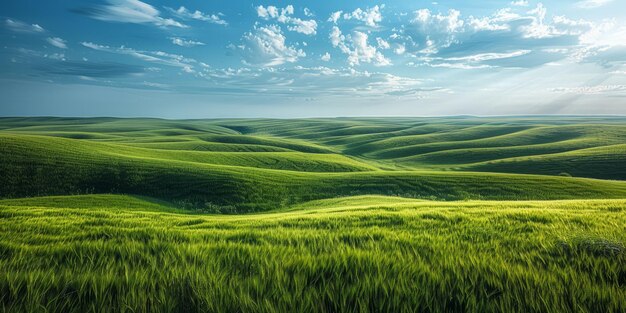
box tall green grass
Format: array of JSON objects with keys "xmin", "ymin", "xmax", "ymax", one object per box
[{"xmin": 0, "ymin": 195, "xmax": 624, "ymax": 312}]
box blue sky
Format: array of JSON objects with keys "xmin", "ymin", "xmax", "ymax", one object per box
[{"xmin": 1, "ymin": 0, "xmax": 625, "ymax": 117}]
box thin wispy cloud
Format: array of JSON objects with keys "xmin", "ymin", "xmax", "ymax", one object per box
[
  {"xmin": 550, "ymin": 85, "xmax": 626, "ymax": 94},
  {"xmin": 46, "ymin": 37, "xmax": 67, "ymax": 49},
  {"xmin": 81, "ymin": 41, "xmax": 198, "ymax": 73},
  {"xmin": 75, "ymin": 0, "xmax": 186, "ymax": 28},
  {"xmin": 170, "ymin": 37, "xmax": 205, "ymax": 47},
  {"xmin": 575, "ymin": 0, "xmax": 614, "ymax": 9},
  {"xmin": 5, "ymin": 18, "xmax": 45, "ymax": 33}
]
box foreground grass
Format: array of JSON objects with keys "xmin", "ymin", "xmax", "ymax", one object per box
[{"xmin": 1, "ymin": 195, "xmax": 624, "ymax": 312}]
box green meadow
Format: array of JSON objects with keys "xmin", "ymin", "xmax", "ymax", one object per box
[{"xmin": 1, "ymin": 116, "xmax": 625, "ymax": 312}]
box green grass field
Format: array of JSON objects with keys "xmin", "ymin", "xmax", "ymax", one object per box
[{"xmin": 1, "ymin": 116, "xmax": 625, "ymax": 312}]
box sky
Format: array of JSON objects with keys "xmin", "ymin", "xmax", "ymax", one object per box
[{"xmin": 1, "ymin": 0, "xmax": 625, "ymax": 118}]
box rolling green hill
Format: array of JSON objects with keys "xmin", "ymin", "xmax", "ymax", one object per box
[
  {"xmin": 462, "ymin": 144, "xmax": 626, "ymax": 180},
  {"xmin": 3, "ymin": 132, "xmax": 626, "ymax": 212},
  {"xmin": 2, "ymin": 116, "xmax": 626, "ymax": 212}
]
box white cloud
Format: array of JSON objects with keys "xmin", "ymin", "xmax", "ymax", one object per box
[
  {"xmin": 413, "ymin": 9, "xmax": 464, "ymax": 33},
  {"xmin": 411, "ymin": 49, "xmax": 532, "ymax": 69},
  {"xmin": 81, "ymin": 41, "xmax": 199, "ymax": 73},
  {"xmin": 562, "ymin": 18, "xmax": 626, "ymax": 65},
  {"xmin": 575, "ymin": 0, "xmax": 614, "ymax": 9},
  {"xmin": 167, "ymin": 6, "xmax": 227, "ymax": 26},
  {"xmin": 376, "ymin": 38, "xmax": 390, "ymax": 49},
  {"xmin": 45, "ymin": 53, "xmax": 66, "ymax": 61},
  {"xmin": 321, "ymin": 53, "xmax": 331, "ymax": 61},
  {"xmin": 550, "ymin": 85, "xmax": 626, "ymax": 94},
  {"xmin": 521, "ymin": 3, "xmax": 556, "ymax": 39},
  {"xmin": 394, "ymin": 44, "xmax": 406, "ymax": 55},
  {"xmin": 201, "ymin": 66, "xmax": 432, "ymax": 98},
  {"xmin": 468, "ymin": 9, "xmax": 521, "ymax": 31},
  {"xmin": 342, "ymin": 5, "xmax": 384, "ymax": 27},
  {"xmin": 170, "ymin": 37, "xmax": 205, "ymax": 47},
  {"xmin": 84, "ymin": 0, "xmax": 186, "ymax": 28},
  {"xmin": 81, "ymin": 42, "xmax": 109, "ymax": 51},
  {"xmin": 330, "ymin": 26, "xmax": 345, "ymax": 47},
  {"xmin": 303, "ymin": 8, "xmax": 314, "ymax": 17},
  {"xmin": 405, "ymin": 3, "xmax": 610, "ymax": 70},
  {"xmin": 426, "ymin": 62, "xmax": 492, "ymax": 70},
  {"xmin": 46, "ymin": 37, "xmax": 67, "ymax": 49},
  {"xmin": 410, "ymin": 9, "xmax": 464, "ymax": 54},
  {"xmin": 5, "ymin": 18, "xmax": 45, "ymax": 33},
  {"xmin": 446, "ymin": 50, "xmax": 531, "ymax": 62},
  {"xmin": 240, "ymin": 25, "xmax": 306, "ymax": 66},
  {"xmin": 330, "ymin": 27, "xmax": 390, "ymax": 66},
  {"xmin": 511, "ymin": 0, "xmax": 529, "ymax": 6},
  {"xmin": 256, "ymin": 5, "xmax": 317, "ymax": 35},
  {"xmin": 142, "ymin": 81, "xmax": 169, "ymax": 89},
  {"xmin": 328, "ymin": 11, "xmax": 343, "ymax": 24}
]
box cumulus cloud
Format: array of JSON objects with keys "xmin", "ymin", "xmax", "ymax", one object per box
[
  {"xmin": 511, "ymin": 1, "xmax": 529, "ymax": 6},
  {"xmin": 410, "ymin": 9, "xmax": 464, "ymax": 53},
  {"xmin": 256, "ymin": 5, "xmax": 317, "ymax": 35},
  {"xmin": 328, "ymin": 6, "xmax": 384, "ymax": 27},
  {"xmin": 413, "ymin": 9, "xmax": 464, "ymax": 33},
  {"xmin": 342, "ymin": 5, "xmax": 384, "ymax": 27},
  {"xmin": 329, "ymin": 26, "xmax": 344, "ymax": 47},
  {"xmin": 328, "ymin": 11, "xmax": 343, "ymax": 24},
  {"xmin": 330, "ymin": 27, "xmax": 391, "ymax": 66},
  {"xmin": 467, "ymin": 8, "xmax": 524, "ymax": 31},
  {"xmin": 401, "ymin": 3, "xmax": 616, "ymax": 70},
  {"xmin": 5, "ymin": 18, "xmax": 45, "ymax": 33},
  {"xmin": 321, "ymin": 53, "xmax": 331, "ymax": 61},
  {"xmin": 562, "ymin": 19, "xmax": 626, "ymax": 66},
  {"xmin": 376, "ymin": 38, "xmax": 391, "ymax": 49},
  {"xmin": 74, "ymin": 0, "xmax": 186, "ymax": 28},
  {"xmin": 46, "ymin": 37, "xmax": 67, "ymax": 49},
  {"xmin": 166, "ymin": 6, "xmax": 227, "ymax": 26},
  {"xmin": 170, "ymin": 37, "xmax": 205, "ymax": 47},
  {"xmin": 394, "ymin": 44, "xmax": 406, "ymax": 55},
  {"xmin": 240, "ymin": 25, "xmax": 306, "ymax": 66}
]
